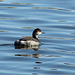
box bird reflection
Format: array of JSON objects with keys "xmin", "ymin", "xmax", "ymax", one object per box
[
  {"xmin": 15, "ymin": 54, "xmax": 40, "ymax": 58},
  {"xmin": 14, "ymin": 45, "xmax": 41, "ymax": 58},
  {"xmin": 14, "ymin": 45, "xmax": 40, "ymax": 51}
]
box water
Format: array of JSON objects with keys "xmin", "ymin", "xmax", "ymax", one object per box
[{"xmin": 0, "ymin": 0, "xmax": 75, "ymax": 75}]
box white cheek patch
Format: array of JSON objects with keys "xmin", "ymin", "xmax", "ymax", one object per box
[{"xmin": 37, "ymin": 32, "xmax": 42, "ymax": 35}]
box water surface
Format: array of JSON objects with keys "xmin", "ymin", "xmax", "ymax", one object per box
[{"xmin": 0, "ymin": 0, "xmax": 75, "ymax": 75}]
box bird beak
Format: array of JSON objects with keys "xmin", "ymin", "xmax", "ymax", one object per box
[{"xmin": 42, "ymin": 32, "xmax": 45, "ymax": 34}]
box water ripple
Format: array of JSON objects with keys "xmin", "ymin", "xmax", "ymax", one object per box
[{"xmin": 0, "ymin": 0, "xmax": 75, "ymax": 75}]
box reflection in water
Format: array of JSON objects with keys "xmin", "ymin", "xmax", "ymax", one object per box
[
  {"xmin": 45, "ymin": 55, "xmax": 61, "ymax": 57},
  {"xmin": 15, "ymin": 54, "xmax": 40, "ymax": 58},
  {"xmin": 70, "ymin": 33, "xmax": 75, "ymax": 35},
  {"xmin": 32, "ymin": 7, "xmax": 75, "ymax": 12},
  {"xmin": 12, "ymin": 3, "xmax": 35, "ymax": 5},
  {"xmin": 59, "ymin": 50, "xmax": 75, "ymax": 54},
  {"xmin": 32, "ymin": 73, "xmax": 38, "ymax": 75},
  {"xmin": 14, "ymin": 43, "xmax": 41, "ymax": 58},
  {"xmin": 0, "ymin": 7, "xmax": 16, "ymax": 9},
  {"xmin": 14, "ymin": 45, "xmax": 40, "ymax": 50},
  {"xmin": 49, "ymin": 69, "xmax": 58, "ymax": 70},
  {"xmin": 21, "ymin": 27, "xmax": 32, "ymax": 29},
  {"xmin": 64, "ymin": 63, "xmax": 75, "ymax": 66},
  {"xmin": 0, "ymin": 18, "xmax": 22, "ymax": 20},
  {"xmin": 35, "ymin": 61, "xmax": 42, "ymax": 64},
  {"xmin": 0, "ymin": 31, "xmax": 7, "ymax": 32},
  {"xmin": 0, "ymin": 0, "xmax": 3, "ymax": 2},
  {"xmin": 34, "ymin": 67, "xmax": 40, "ymax": 69},
  {"xmin": 39, "ymin": 37, "xmax": 75, "ymax": 40},
  {"xmin": 0, "ymin": 44, "xmax": 11, "ymax": 46},
  {"xmin": 1, "ymin": 0, "xmax": 75, "ymax": 75}
]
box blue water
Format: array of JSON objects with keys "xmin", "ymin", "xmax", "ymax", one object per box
[{"xmin": 0, "ymin": 0, "xmax": 75, "ymax": 75}]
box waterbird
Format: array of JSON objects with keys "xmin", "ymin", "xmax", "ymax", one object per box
[{"xmin": 14, "ymin": 28, "xmax": 45, "ymax": 47}]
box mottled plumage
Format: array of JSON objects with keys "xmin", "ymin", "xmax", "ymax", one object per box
[{"xmin": 14, "ymin": 28, "xmax": 44, "ymax": 46}]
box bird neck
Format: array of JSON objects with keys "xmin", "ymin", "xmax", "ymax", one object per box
[{"xmin": 32, "ymin": 32, "xmax": 38, "ymax": 39}]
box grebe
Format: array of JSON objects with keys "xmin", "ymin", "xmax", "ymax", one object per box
[{"xmin": 14, "ymin": 28, "xmax": 44, "ymax": 46}]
